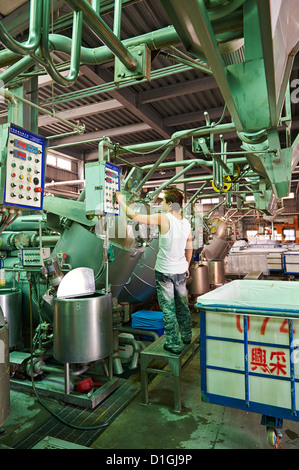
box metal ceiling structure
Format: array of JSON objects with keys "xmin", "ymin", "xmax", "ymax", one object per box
[{"xmin": 0, "ymin": 0, "xmax": 298, "ymax": 208}]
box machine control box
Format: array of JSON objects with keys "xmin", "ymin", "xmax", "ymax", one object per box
[
  {"xmin": 21, "ymin": 247, "xmax": 51, "ymax": 267},
  {"xmin": 1, "ymin": 124, "xmax": 47, "ymax": 210},
  {"xmin": 85, "ymin": 161, "xmax": 120, "ymax": 216}
]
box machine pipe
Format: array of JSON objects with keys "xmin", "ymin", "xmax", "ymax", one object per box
[
  {"xmin": 0, "ymin": 0, "xmax": 42, "ymax": 56},
  {"xmin": 40, "ymin": 0, "xmax": 83, "ymax": 86},
  {"xmin": 64, "ymin": 0, "xmax": 138, "ymax": 71},
  {"xmin": 0, "ymin": 26, "xmax": 180, "ymax": 69},
  {"xmin": 148, "ymin": 162, "xmax": 197, "ymax": 199},
  {"xmin": 133, "ymin": 144, "xmax": 176, "ymax": 194}
]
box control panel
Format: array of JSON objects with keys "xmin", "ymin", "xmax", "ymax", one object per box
[
  {"xmin": 85, "ymin": 161, "xmax": 120, "ymax": 216},
  {"xmin": 2, "ymin": 124, "xmax": 47, "ymax": 210},
  {"xmin": 21, "ymin": 247, "xmax": 51, "ymax": 267},
  {"xmin": 103, "ymin": 163, "xmax": 120, "ymax": 215}
]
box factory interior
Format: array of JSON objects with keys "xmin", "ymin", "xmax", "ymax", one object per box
[{"xmin": 0, "ymin": 0, "xmax": 299, "ymax": 452}]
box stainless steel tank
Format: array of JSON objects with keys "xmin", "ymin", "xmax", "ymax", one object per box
[
  {"xmin": 188, "ymin": 264, "xmax": 210, "ymax": 295},
  {"xmin": 0, "ymin": 309, "xmax": 10, "ymax": 427},
  {"xmin": 53, "ymin": 292, "xmax": 113, "ymax": 364},
  {"xmin": 208, "ymin": 260, "xmax": 225, "ymax": 286},
  {"xmin": 0, "ymin": 288, "xmax": 22, "ymax": 348}
]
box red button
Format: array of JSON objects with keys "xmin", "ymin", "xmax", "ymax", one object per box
[{"xmin": 34, "ymin": 187, "xmax": 43, "ymax": 192}]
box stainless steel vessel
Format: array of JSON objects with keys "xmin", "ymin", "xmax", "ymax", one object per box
[
  {"xmin": 0, "ymin": 309, "xmax": 10, "ymax": 427},
  {"xmin": 0, "ymin": 288, "xmax": 22, "ymax": 348},
  {"xmin": 208, "ymin": 260, "xmax": 225, "ymax": 285},
  {"xmin": 53, "ymin": 292, "xmax": 113, "ymax": 364},
  {"xmin": 188, "ymin": 264, "xmax": 210, "ymax": 295}
]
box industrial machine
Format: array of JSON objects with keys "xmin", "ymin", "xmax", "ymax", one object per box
[{"xmin": 0, "ymin": 0, "xmax": 298, "ymax": 447}]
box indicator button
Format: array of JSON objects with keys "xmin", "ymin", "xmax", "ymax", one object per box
[
  {"xmin": 27, "ymin": 186, "xmax": 31, "ymax": 191},
  {"xmin": 11, "ymin": 173, "xmax": 16, "ymax": 177},
  {"xmin": 34, "ymin": 187, "xmax": 43, "ymax": 193},
  {"xmin": 19, "ymin": 174, "xmax": 24, "ymax": 180},
  {"xmin": 27, "ymin": 177, "xmax": 32, "ymax": 182},
  {"xmin": 11, "ymin": 163, "xmax": 16, "ymax": 168},
  {"xmin": 33, "ymin": 177, "xmax": 39, "ymax": 185}
]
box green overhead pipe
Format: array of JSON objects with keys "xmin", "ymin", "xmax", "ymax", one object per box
[
  {"xmin": 141, "ymin": 156, "xmax": 247, "ymax": 171},
  {"xmin": 40, "ymin": 0, "xmax": 83, "ymax": 86},
  {"xmin": 118, "ymin": 122, "xmax": 237, "ymax": 155},
  {"xmin": 113, "ymin": 0, "xmax": 122, "ymax": 39},
  {"xmin": 146, "ymin": 162, "xmax": 197, "ymax": 200},
  {"xmin": 0, "ymin": 55, "xmax": 36, "ymax": 85},
  {"xmin": 133, "ymin": 144, "xmax": 177, "ymax": 194},
  {"xmin": 64, "ymin": 0, "xmax": 138, "ymax": 71},
  {"xmin": 0, "ymin": 0, "xmax": 42, "ymax": 56},
  {"xmin": 50, "ymin": 25, "xmax": 180, "ymax": 66},
  {"xmin": 0, "ymin": 25, "xmax": 181, "ymax": 68},
  {"xmin": 91, "ymin": 0, "xmax": 101, "ymax": 14}
]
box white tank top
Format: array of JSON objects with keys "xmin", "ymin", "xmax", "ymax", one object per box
[{"xmin": 155, "ymin": 212, "xmax": 191, "ymax": 274}]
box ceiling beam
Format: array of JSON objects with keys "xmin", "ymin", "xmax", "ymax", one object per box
[
  {"xmin": 164, "ymin": 106, "xmax": 230, "ymax": 127},
  {"xmin": 38, "ymin": 99, "xmax": 123, "ymax": 127},
  {"xmin": 49, "ymin": 122, "xmax": 152, "ymax": 148},
  {"xmin": 138, "ymin": 76, "xmax": 218, "ymax": 104}
]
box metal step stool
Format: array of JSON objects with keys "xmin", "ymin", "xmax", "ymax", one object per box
[{"xmin": 140, "ymin": 328, "xmax": 200, "ymax": 412}]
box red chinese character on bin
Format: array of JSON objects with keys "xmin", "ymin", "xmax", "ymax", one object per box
[
  {"xmin": 251, "ymin": 347, "xmax": 269, "ymax": 373},
  {"xmin": 269, "ymin": 351, "xmax": 287, "ymax": 376}
]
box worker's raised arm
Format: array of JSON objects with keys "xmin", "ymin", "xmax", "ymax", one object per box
[{"xmin": 116, "ymin": 192, "xmax": 169, "ymax": 232}]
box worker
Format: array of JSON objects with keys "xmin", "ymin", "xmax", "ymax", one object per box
[{"xmin": 116, "ymin": 188, "xmax": 193, "ymax": 354}]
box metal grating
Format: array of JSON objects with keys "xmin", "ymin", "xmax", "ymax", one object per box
[{"xmin": 12, "ymin": 379, "xmax": 140, "ymax": 449}]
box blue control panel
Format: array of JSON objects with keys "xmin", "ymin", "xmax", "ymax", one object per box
[{"xmin": 3, "ymin": 124, "xmax": 47, "ymax": 210}]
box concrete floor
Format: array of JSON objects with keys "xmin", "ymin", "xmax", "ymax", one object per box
[{"xmin": 1, "ymin": 309, "xmax": 299, "ymax": 450}]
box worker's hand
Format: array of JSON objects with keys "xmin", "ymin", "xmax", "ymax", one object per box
[
  {"xmin": 186, "ymin": 269, "xmax": 190, "ymax": 279},
  {"xmin": 115, "ymin": 191, "xmax": 124, "ymax": 203}
]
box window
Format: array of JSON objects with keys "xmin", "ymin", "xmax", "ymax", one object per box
[
  {"xmin": 201, "ymin": 197, "xmax": 220, "ymax": 205},
  {"xmin": 47, "ymin": 153, "xmax": 72, "ymax": 171},
  {"xmin": 283, "ymin": 228, "xmax": 295, "ymax": 242},
  {"xmin": 47, "ymin": 154, "xmax": 56, "ymax": 166},
  {"xmin": 57, "ymin": 157, "xmax": 71, "ymax": 171}
]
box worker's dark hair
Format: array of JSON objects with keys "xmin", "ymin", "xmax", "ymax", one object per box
[{"xmin": 164, "ymin": 188, "xmax": 184, "ymax": 209}]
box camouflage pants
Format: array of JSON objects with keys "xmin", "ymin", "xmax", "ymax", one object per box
[{"xmin": 155, "ymin": 270, "xmax": 192, "ymax": 351}]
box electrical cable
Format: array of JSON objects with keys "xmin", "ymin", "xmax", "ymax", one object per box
[{"xmin": 28, "ymin": 279, "xmax": 109, "ymax": 431}]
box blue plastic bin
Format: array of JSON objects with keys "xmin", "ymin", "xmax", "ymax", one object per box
[{"xmin": 131, "ymin": 310, "xmax": 164, "ymax": 339}]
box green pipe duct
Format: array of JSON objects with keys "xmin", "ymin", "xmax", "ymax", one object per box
[
  {"xmin": 64, "ymin": 0, "xmax": 138, "ymax": 71},
  {"xmin": 0, "ymin": 0, "xmax": 42, "ymax": 56},
  {"xmin": 40, "ymin": 0, "xmax": 83, "ymax": 86}
]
